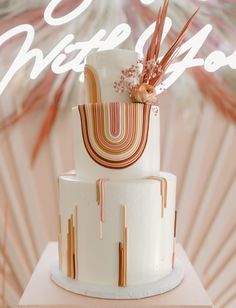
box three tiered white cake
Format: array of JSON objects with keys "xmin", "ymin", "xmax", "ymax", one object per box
[
  {"xmin": 51, "ymin": 49, "xmax": 183, "ymax": 299},
  {"xmin": 51, "ymin": 0, "xmax": 198, "ymax": 297}
]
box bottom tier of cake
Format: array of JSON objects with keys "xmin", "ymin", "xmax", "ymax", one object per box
[{"xmin": 58, "ymin": 172, "xmax": 177, "ymax": 287}]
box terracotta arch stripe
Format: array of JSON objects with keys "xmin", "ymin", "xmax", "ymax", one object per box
[
  {"xmin": 79, "ymin": 102, "xmax": 151, "ymax": 169},
  {"xmin": 93, "ymin": 103, "xmax": 137, "ymax": 153}
]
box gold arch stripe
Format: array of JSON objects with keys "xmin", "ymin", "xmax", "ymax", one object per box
[
  {"xmin": 84, "ymin": 64, "xmax": 101, "ymax": 103},
  {"xmin": 79, "ymin": 102, "xmax": 151, "ymax": 169}
]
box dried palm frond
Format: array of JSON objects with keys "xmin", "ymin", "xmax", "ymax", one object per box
[
  {"xmin": 0, "ymin": 71, "xmax": 56, "ymax": 131},
  {"xmin": 142, "ymin": 0, "xmax": 169, "ymax": 83},
  {"xmin": 134, "ymin": 0, "xmax": 236, "ymax": 123},
  {"xmin": 141, "ymin": 0, "xmax": 198, "ymax": 87}
]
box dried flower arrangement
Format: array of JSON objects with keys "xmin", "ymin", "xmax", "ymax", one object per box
[{"xmin": 114, "ymin": 0, "xmax": 198, "ymax": 105}]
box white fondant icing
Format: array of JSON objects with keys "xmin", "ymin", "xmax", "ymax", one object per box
[
  {"xmin": 58, "ymin": 172, "xmax": 176, "ymax": 286},
  {"xmin": 85, "ymin": 49, "xmax": 141, "ymax": 104}
]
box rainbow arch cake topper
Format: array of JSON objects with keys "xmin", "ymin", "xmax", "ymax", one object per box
[{"xmin": 79, "ymin": 0, "xmax": 197, "ymax": 169}]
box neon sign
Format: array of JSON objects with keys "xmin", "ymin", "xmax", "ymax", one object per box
[{"xmin": 0, "ymin": 0, "xmax": 235, "ymax": 95}]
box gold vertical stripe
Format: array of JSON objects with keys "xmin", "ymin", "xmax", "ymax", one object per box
[
  {"xmin": 124, "ymin": 228, "xmax": 128, "ymax": 286},
  {"xmin": 75, "ymin": 206, "xmax": 79, "ymax": 279},
  {"xmin": 162, "ymin": 178, "xmax": 167, "ymax": 209},
  {"xmin": 118, "ymin": 242, "xmax": 122, "ymax": 286},
  {"xmin": 118, "ymin": 205, "xmax": 128, "ymax": 287},
  {"xmin": 174, "ymin": 210, "xmax": 177, "ymax": 238},
  {"xmin": 69, "ymin": 218, "xmax": 72, "ymax": 278},
  {"xmin": 120, "ymin": 247, "xmax": 124, "ymax": 286},
  {"xmin": 69, "ymin": 217, "xmax": 72, "ymax": 255},
  {"xmin": 123, "ymin": 205, "xmax": 127, "ymax": 286},
  {"xmin": 160, "ymin": 178, "xmax": 167, "ymax": 216},
  {"xmin": 70, "ymin": 215, "xmax": 74, "ymax": 279},
  {"xmin": 67, "ymin": 211, "xmax": 79, "ymax": 279},
  {"xmin": 73, "ymin": 253, "xmax": 76, "ymax": 279},
  {"xmin": 67, "ymin": 217, "xmax": 73, "ymax": 279},
  {"xmin": 122, "ymin": 205, "xmax": 126, "ymax": 241},
  {"xmin": 72, "ymin": 225, "xmax": 75, "ymax": 279},
  {"xmin": 67, "ymin": 232, "xmax": 71, "ymax": 277}
]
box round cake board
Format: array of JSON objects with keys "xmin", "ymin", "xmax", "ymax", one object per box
[{"xmin": 50, "ymin": 258, "xmax": 184, "ymax": 299}]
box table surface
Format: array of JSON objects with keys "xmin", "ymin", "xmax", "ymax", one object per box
[{"xmin": 19, "ymin": 242, "xmax": 213, "ymax": 308}]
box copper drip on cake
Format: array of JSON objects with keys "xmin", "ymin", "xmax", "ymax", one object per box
[
  {"xmin": 66, "ymin": 211, "xmax": 78, "ymax": 279},
  {"xmin": 172, "ymin": 210, "xmax": 177, "ymax": 270},
  {"xmin": 96, "ymin": 180, "xmax": 100, "ymax": 205},
  {"xmin": 148, "ymin": 176, "xmax": 167, "ymax": 218},
  {"xmin": 96, "ymin": 179, "xmax": 108, "ymax": 239},
  {"xmin": 118, "ymin": 205, "xmax": 128, "ymax": 287}
]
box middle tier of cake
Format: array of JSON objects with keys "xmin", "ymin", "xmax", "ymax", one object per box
[{"xmin": 72, "ymin": 102, "xmax": 160, "ymax": 179}]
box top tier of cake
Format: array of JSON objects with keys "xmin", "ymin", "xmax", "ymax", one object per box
[
  {"xmin": 84, "ymin": 49, "xmax": 140, "ymax": 104},
  {"xmin": 72, "ymin": 49, "xmax": 160, "ymax": 179}
]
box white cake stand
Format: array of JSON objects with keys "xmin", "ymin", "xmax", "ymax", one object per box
[{"xmin": 50, "ymin": 259, "xmax": 184, "ymax": 299}]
